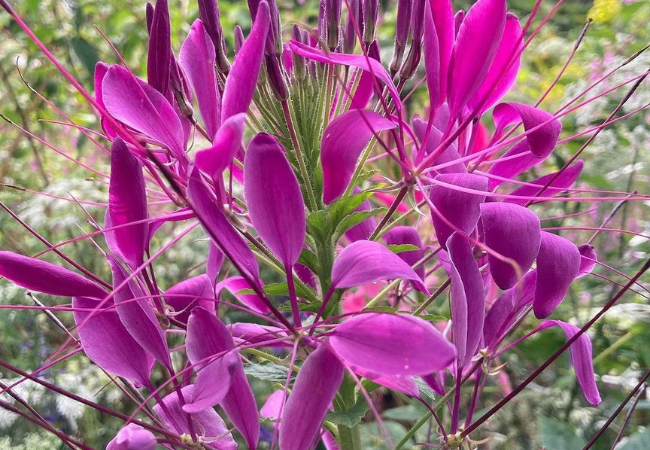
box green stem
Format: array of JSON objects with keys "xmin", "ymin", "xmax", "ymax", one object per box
[
  {"xmin": 394, "ymin": 389, "xmax": 456, "ymax": 450},
  {"xmin": 337, "ymin": 375, "xmax": 363, "ymax": 450}
]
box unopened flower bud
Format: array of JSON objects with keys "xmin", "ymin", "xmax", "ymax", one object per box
[
  {"xmin": 198, "ymin": 0, "xmax": 231, "ymax": 73},
  {"xmin": 234, "ymin": 25, "xmax": 245, "ymax": 54},
  {"xmin": 390, "ymin": 0, "xmax": 412, "ymax": 76},
  {"xmin": 266, "ymin": 54, "xmax": 289, "ymax": 101},
  {"xmin": 292, "ymin": 24, "xmax": 306, "ymax": 81},
  {"xmin": 398, "ymin": 0, "xmax": 424, "ymax": 80},
  {"xmin": 363, "ymin": 0, "xmax": 379, "ymax": 46},
  {"xmin": 326, "ymin": 0, "xmax": 342, "ymax": 51}
]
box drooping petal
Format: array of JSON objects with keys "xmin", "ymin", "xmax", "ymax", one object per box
[
  {"xmin": 493, "ymin": 103, "xmax": 562, "ymax": 158},
  {"xmin": 354, "ymin": 366, "xmax": 420, "ymax": 397},
  {"xmin": 383, "ymin": 226, "xmax": 426, "ymax": 280},
  {"xmin": 0, "ymin": 251, "xmax": 106, "ymax": 299},
  {"xmin": 330, "ymin": 313, "xmax": 455, "ymax": 375},
  {"xmin": 480, "ymin": 202, "xmax": 541, "ymax": 289},
  {"xmin": 244, "ymin": 133, "xmax": 306, "ymax": 267},
  {"xmin": 102, "ymin": 65, "xmax": 185, "ymax": 159},
  {"xmin": 506, "ymin": 160, "xmax": 584, "ymax": 205},
  {"xmin": 533, "ymin": 232, "xmax": 581, "ymax": 319},
  {"xmin": 221, "ymin": 1, "xmax": 270, "ymax": 121},
  {"xmin": 447, "ymin": 0, "xmax": 506, "ymax": 118},
  {"xmin": 578, "ymin": 244, "xmax": 597, "ymax": 277},
  {"xmin": 107, "ymin": 138, "xmax": 149, "ymax": 268},
  {"xmin": 195, "ymin": 113, "xmax": 246, "ymax": 180},
  {"xmin": 413, "ymin": 117, "xmax": 465, "ymax": 173},
  {"xmin": 321, "ymin": 110, "xmax": 396, "ymax": 204},
  {"xmin": 215, "ymin": 276, "xmax": 270, "ymax": 314},
  {"xmin": 230, "ymin": 322, "xmax": 292, "ymax": 347},
  {"xmin": 187, "ymin": 307, "xmax": 259, "ymax": 449},
  {"xmin": 110, "ymin": 261, "xmax": 172, "ymax": 370},
  {"xmin": 429, "ymin": 173, "xmax": 488, "ymax": 249},
  {"xmin": 147, "ymin": 0, "xmax": 172, "ymax": 97},
  {"xmin": 538, "ymin": 320, "xmax": 601, "ymax": 405},
  {"xmin": 180, "ymin": 19, "xmax": 221, "ymax": 138},
  {"xmin": 164, "ymin": 274, "xmax": 215, "ymax": 324},
  {"xmin": 153, "ymin": 385, "xmax": 238, "ymax": 450},
  {"xmin": 73, "ymin": 296, "xmax": 153, "ymax": 386},
  {"xmin": 280, "ymin": 345, "xmax": 344, "ymax": 450},
  {"xmin": 183, "ymin": 350, "xmax": 238, "ymax": 414},
  {"xmin": 187, "ymin": 166, "xmax": 260, "ymax": 283},
  {"xmin": 467, "ymin": 13, "xmax": 523, "ymax": 114},
  {"xmin": 330, "ymin": 240, "xmax": 428, "ymax": 293},
  {"xmin": 447, "ymin": 233, "xmax": 485, "ymax": 366},
  {"xmin": 487, "ymin": 141, "xmax": 549, "ymax": 189},
  {"xmin": 94, "ymin": 62, "xmax": 117, "ymax": 138},
  {"xmin": 107, "ymin": 424, "xmax": 157, "ymax": 450}
]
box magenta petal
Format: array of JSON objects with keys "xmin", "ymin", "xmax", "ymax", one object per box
[
  {"xmin": 354, "ymin": 366, "xmax": 419, "ymax": 396},
  {"xmin": 533, "ymin": 232, "xmax": 581, "ymax": 319},
  {"xmin": 183, "ymin": 350, "xmax": 238, "ymax": 414},
  {"xmin": 94, "ymin": 62, "xmax": 117, "ymax": 138},
  {"xmin": 467, "ymin": 13, "xmax": 523, "ymax": 114},
  {"xmin": 207, "ymin": 242, "xmax": 225, "ymax": 284},
  {"xmin": 413, "ymin": 117, "xmax": 465, "ymax": 173},
  {"xmin": 480, "ymin": 202, "xmax": 541, "ymax": 289},
  {"xmin": 321, "ymin": 110, "xmax": 396, "ymax": 204},
  {"xmin": 107, "ymin": 424, "xmax": 157, "ymax": 450},
  {"xmin": 506, "ymin": 160, "xmax": 584, "ymax": 205},
  {"xmin": 0, "ymin": 251, "xmax": 106, "ymax": 298},
  {"xmin": 108, "ymin": 138, "xmax": 149, "ymax": 268},
  {"xmin": 221, "ymin": 1, "xmax": 270, "ymax": 121},
  {"xmin": 216, "ymin": 276, "xmax": 271, "ymax": 314},
  {"xmin": 330, "ymin": 313, "xmax": 456, "ymax": 375},
  {"xmin": 383, "ymin": 226, "xmax": 426, "ymax": 281},
  {"xmin": 154, "ymin": 385, "xmax": 237, "ymax": 450},
  {"xmin": 447, "ymin": 0, "xmax": 506, "ymax": 118},
  {"xmin": 230, "ymin": 322, "xmax": 291, "ymax": 347},
  {"xmin": 447, "ymin": 233, "xmax": 485, "ymax": 366},
  {"xmin": 344, "ymin": 191, "xmax": 376, "ymax": 242},
  {"xmin": 102, "ymin": 65, "xmax": 185, "ymax": 159},
  {"xmin": 147, "ymin": 0, "xmax": 171, "ymax": 97},
  {"xmin": 180, "ymin": 19, "xmax": 221, "ymax": 138},
  {"xmin": 73, "ymin": 296, "xmax": 153, "ymax": 386},
  {"xmin": 187, "ymin": 307, "xmax": 259, "ymax": 449},
  {"xmin": 195, "ymin": 113, "xmax": 246, "ymax": 180},
  {"xmin": 423, "ymin": 5, "xmax": 442, "ymax": 111},
  {"xmin": 289, "ymin": 40, "xmax": 402, "ymax": 108},
  {"xmin": 244, "ymin": 133, "xmax": 306, "ymax": 266},
  {"xmin": 578, "ymin": 244, "xmax": 597, "ymax": 277},
  {"xmin": 280, "ymin": 345, "xmax": 344, "ymax": 450},
  {"xmin": 261, "ymin": 389, "xmax": 286, "ymax": 422},
  {"xmin": 493, "ymin": 102, "xmax": 562, "ymax": 158},
  {"xmin": 331, "ymin": 240, "xmax": 428, "ymax": 293},
  {"xmin": 487, "ymin": 141, "xmax": 548, "ymax": 189},
  {"xmin": 539, "ymin": 320, "xmax": 601, "ymax": 405},
  {"xmin": 187, "ymin": 166, "xmax": 260, "ymax": 283},
  {"xmin": 429, "ymin": 173, "xmax": 488, "ymax": 249},
  {"xmin": 428, "ymin": 0, "xmax": 454, "ymax": 108},
  {"xmin": 164, "ymin": 274, "xmax": 215, "ymax": 324},
  {"xmin": 110, "ymin": 261, "xmax": 172, "ymax": 370}
]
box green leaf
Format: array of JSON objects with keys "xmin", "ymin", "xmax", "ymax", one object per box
[
  {"xmin": 382, "ymin": 405, "xmax": 422, "ymax": 421},
  {"xmin": 620, "ymin": 428, "xmax": 650, "ymax": 450},
  {"xmin": 538, "ymin": 416, "xmax": 586, "ymax": 450},
  {"xmin": 263, "ymin": 282, "xmax": 317, "ymax": 302},
  {"xmin": 243, "ymin": 362, "xmax": 291, "ymax": 383},
  {"xmin": 386, "ymin": 244, "xmax": 420, "ymax": 254},
  {"xmin": 326, "ymin": 397, "xmax": 369, "ymax": 428},
  {"xmin": 333, "ymin": 208, "xmax": 386, "ymax": 243},
  {"xmin": 298, "ymin": 248, "xmax": 319, "ymax": 273},
  {"xmin": 70, "ymin": 37, "xmax": 99, "ymax": 77},
  {"xmin": 360, "ymin": 421, "xmax": 410, "ymax": 450}
]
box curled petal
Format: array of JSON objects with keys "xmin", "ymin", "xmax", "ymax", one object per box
[
  {"xmin": 107, "ymin": 424, "xmax": 156, "ymax": 450},
  {"xmin": 216, "ymin": 276, "xmax": 270, "ymax": 314},
  {"xmin": 538, "ymin": 320, "xmax": 601, "ymax": 405},
  {"xmin": 321, "ymin": 110, "xmax": 396, "ymax": 204},
  {"xmin": 578, "ymin": 244, "xmax": 598, "ymax": 277},
  {"xmin": 480, "ymin": 202, "xmax": 541, "ymax": 289},
  {"xmin": 180, "ymin": 19, "xmax": 221, "ymax": 138},
  {"xmin": 164, "ymin": 274, "xmax": 215, "ymax": 324},
  {"xmin": 230, "ymin": 322, "xmax": 292, "ymax": 347},
  {"xmin": 280, "ymin": 345, "xmax": 344, "ymax": 450},
  {"xmin": 383, "ymin": 226, "xmax": 426, "ymax": 280},
  {"xmin": 195, "ymin": 113, "xmax": 246, "ymax": 180},
  {"xmin": 73, "ymin": 296, "xmax": 153, "ymax": 386},
  {"xmin": 429, "ymin": 173, "xmax": 488, "ymax": 249},
  {"xmin": 0, "ymin": 251, "xmax": 106, "ymax": 299},
  {"xmin": 493, "ymin": 102, "xmax": 561, "ymax": 157},
  {"xmin": 108, "ymin": 138, "xmax": 149, "ymax": 268},
  {"xmin": 331, "ymin": 240, "xmax": 428, "ymax": 293},
  {"xmin": 244, "ymin": 133, "xmax": 306, "ymax": 267},
  {"xmin": 506, "ymin": 160, "xmax": 584, "ymax": 205},
  {"xmin": 330, "ymin": 313, "xmax": 455, "ymax": 375},
  {"xmin": 533, "ymin": 232, "xmax": 581, "ymax": 319},
  {"xmin": 354, "ymin": 366, "xmax": 419, "ymax": 397},
  {"xmin": 183, "ymin": 350, "xmax": 238, "ymax": 414},
  {"xmin": 94, "ymin": 62, "xmax": 117, "ymax": 138}
]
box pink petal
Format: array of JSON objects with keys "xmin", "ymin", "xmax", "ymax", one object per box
[
  {"xmin": 0, "ymin": 251, "xmax": 106, "ymax": 299},
  {"xmin": 538, "ymin": 320, "xmax": 601, "ymax": 405},
  {"xmin": 94, "ymin": 62, "xmax": 117, "ymax": 138},
  {"xmin": 578, "ymin": 244, "xmax": 597, "ymax": 277},
  {"xmin": 73, "ymin": 296, "xmax": 154, "ymax": 386},
  {"xmin": 216, "ymin": 276, "xmax": 271, "ymax": 314},
  {"xmin": 153, "ymin": 385, "xmax": 238, "ymax": 450},
  {"xmin": 330, "ymin": 313, "xmax": 456, "ymax": 375},
  {"xmin": 221, "ymin": 1, "xmax": 270, "ymax": 121},
  {"xmin": 261, "ymin": 389, "xmax": 286, "ymax": 422},
  {"xmin": 423, "ymin": 5, "xmax": 442, "ymax": 111},
  {"xmin": 207, "ymin": 242, "xmax": 225, "ymax": 284},
  {"xmin": 413, "ymin": 117, "xmax": 465, "ymax": 172},
  {"xmin": 533, "ymin": 232, "xmax": 581, "ymax": 319},
  {"xmin": 354, "ymin": 366, "xmax": 420, "ymax": 396},
  {"xmin": 102, "ymin": 65, "xmax": 185, "ymax": 159},
  {"xmin": 506, "ymin": 160, "xmax": 584, "ymax": 205},
  {"xmin": 187, "ymin": 307, "xmax": 259, "ymax": 449},
  {"xmin": 183, "ymin": 350, "xmax": 238, "ymax": 414},
  {"xmin": 180, "ymin": 19, "xmax": 221, "ymax": 138},
  {"xmin": 331, "ymin": 240, "xmax": 428, "ymax": 293},
  {"xmin": 383, "ymin": 226, "xmax": 426, "ymax": 281},
  {"xmin": 447, "ymin": 0, "xmax": 506, "ymax": 118},
  {"xmin": 164, "ymin": 274, "xmax": 215, "ymax": 324},
  {"xmin": 428, "ymin": 0, "xmax": 454, "ymax": 110},
  {"xmin": 344, "ymin": 190, "xmax": 377, "ymax": 242},
  {"xmin": 280, "ymin": 345, "xmax": 344, "ymax": 450},
  {"xmin": 321, "ymin": 110, "xmax": 396, "ymax": 204},
  {"xmin": 195, "ymin": 113, "xmax": 246, "ymax": 180},
  {"xmin": 230, "ymin": 322, "xmax": 292, "ymax": 347},
  {"xmin": 108, "ymin": 138, "xmax": 149, "ymax": 268},
  {"xmin": 147, "ymin": 0, "xmax": 172, "ymax": 97},
  {"xmin": 187, "ymin": 166, "xmax": 260, "ymax": 283},
  {"xmin": 480, "ymin": 202, "xmax": 541, "ymax": 289},
  {"xmin": 429, "ymin": 173, "xmax": 488, "ymax": 249},
  {"xmin": 107, "ymin": 424, "xmax": 156, "ymax": 450},
  {"xmin": 244, "ymin": 133, "xmax": 306, "ymax": 267},
  {"xmin": 447, "ymin": 233, "xmax": 485, "ymax": 366}
]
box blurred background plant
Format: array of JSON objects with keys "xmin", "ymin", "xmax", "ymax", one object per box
[{"xmin": 0, "ymin": 0, "xmax": 648, "ymax": 448}]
